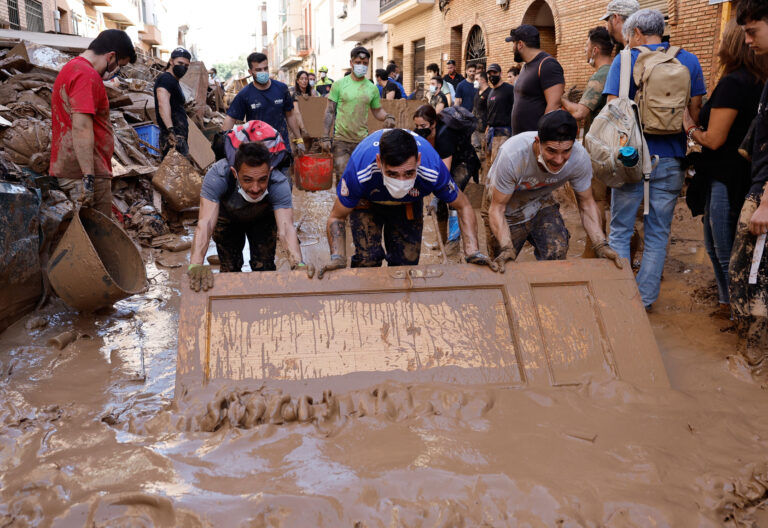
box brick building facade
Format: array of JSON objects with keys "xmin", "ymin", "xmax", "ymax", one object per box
[
  {"xmin": 382, "ymin": 0, "xmax": 726, "ymax": 97},
  {"xmin": 0, "ymin": 0, "xmax": 56, "ymax": 33}
]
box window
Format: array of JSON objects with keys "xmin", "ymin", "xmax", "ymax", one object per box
[
  {"xmin": 7, "ymin": 0, "xmax": 20, "ymax": 30},
  {"xmin": 24, "ymin": 0, "xmax": 44, "ymax": 32}
]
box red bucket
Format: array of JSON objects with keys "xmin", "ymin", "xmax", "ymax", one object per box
[{"xmin": 296, "ymin": 153, "xmax": 333, "ymax": 191}]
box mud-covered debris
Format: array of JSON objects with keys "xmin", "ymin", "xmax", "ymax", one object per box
[{"xmin": 24, "ymin": 315, "xmax": 47, "ymax": 331}]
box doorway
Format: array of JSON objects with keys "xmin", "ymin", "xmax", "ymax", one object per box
[
  {"xmin": 522, "ymin": 0, "xmax": 556, "ymax": 58},
  {"xmin": 413, "ymin": 38, "xmax": 425, "ymax": 98}
]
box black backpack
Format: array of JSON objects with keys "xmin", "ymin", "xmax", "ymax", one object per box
[{"xmin": 440, "ymin": 106, "xmax": 480, "ymax": 184}]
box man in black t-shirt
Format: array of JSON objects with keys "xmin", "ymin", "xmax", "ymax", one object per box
[
  {"xmin": 154, "ymin": 47, "xmax": 191, "ymax": 157},
  {"xmin": 375, "ymin": 68, "xmax": 402, "ymax": 100},
  {"xmin": 505, "ymin": 25, "xmax": 565, "ymax": 135},
  {"xmin": 485, "ymin": 63, "xmax": 515, "ymax": 170},
  {"xmin": 443, "ymin": 59, "xmax": 464, "ymax": 91}
]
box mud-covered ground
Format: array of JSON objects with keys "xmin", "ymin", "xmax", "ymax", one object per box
[{"xmin": 1, "ymin": 189, "xmax": 767, "ymax": 527}]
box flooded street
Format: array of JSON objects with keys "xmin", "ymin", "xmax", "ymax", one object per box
[{"xmin": 2, "ymin": 192, "xmax": 768, "ymax": 527}]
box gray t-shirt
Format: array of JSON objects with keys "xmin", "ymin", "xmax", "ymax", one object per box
[
  {"xmin": 200, "ymin": 158, "xmax": 293, "ymax": 210},
  {"xmin": 488, "ymin": 131, "xmax": 592, "ymax": 225}
]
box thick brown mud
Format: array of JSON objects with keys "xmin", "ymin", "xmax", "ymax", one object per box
[{"xmin": 1, "ymin": 194, "xmax": 767, "ymax": 527}]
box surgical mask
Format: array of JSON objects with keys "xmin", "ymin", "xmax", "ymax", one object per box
[
  {"xmin": 173, "ymin": 64, "xmax": 188, "ymax": 78},
  {"xmin": 414, "ymin": 127, "xmax": 431, "ymax": 139},
  {"xmin": 102, "ymin": 55, "xmax": 120, "ymax": 80},
  {"xmin": 429, "ymin": 85, "xmax": 437, "ymax": 93},
  {"xmin": 254, "ymin": 71, "xmax": 270, "ymax": 84},
  {"xmin": 382, "ymin": 175, "xmax": 415, "ymax": 199},
  {"xmin": 320, "ymin": 71, "xmax": 327, "ymax": 78},
  {"xmin": 309, "ymin": 79, "xmax": 315, "ymax": 87},
  {"xmin": 488, "ymin": 74, "xmax": 500, "ymax": 85},
  {"xmin": 236, "ymin": 177, "xmax": 269, "ymax": 203},
  {"xmin": 537, "ymin": 152, "xmax": 567, "ymax": 175},
  {"xmin": 353, "ymin": 64, "xmax": 368, "ymax": 78},
  {"xmin": 473, "ymin": 80, "xmax": 480, "ymax": 89}
]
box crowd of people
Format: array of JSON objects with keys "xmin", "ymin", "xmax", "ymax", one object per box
[{"xmin": 47, "ymin": 0, "xmax": 768, "ymax": 370}]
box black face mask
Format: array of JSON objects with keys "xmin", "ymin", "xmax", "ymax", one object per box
[
  {"xmin": 414, "ymin": 127, "xmax": 431, "ymax": 139},
  {"xmin": 173, "ymin": 64, "xmax": 189, "ymax": 78},
  {"xmin": 488, "ymin": 74, "xmax": 500, "ymax": 85}
]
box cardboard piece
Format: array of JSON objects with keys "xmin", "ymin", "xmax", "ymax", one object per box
[
  {"xmin": 187, "ymin": 119, "xmax": 215, "ymax": 171},
  {"xmin": 180, "ymin": 61, "xmax": 208, "ymax": 123},
  {"xmin": 296, "ymin": 96, "xmax": 328, "ymax": 138},
  {"xmin": 176, "ymin": 260, "xmax": 669, "ymax": 397}
]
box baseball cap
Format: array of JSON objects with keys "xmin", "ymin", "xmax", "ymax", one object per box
[
  {"xmin": 505, "ymin": 24, "xmax": 540, "ymax": 43},
  {"xmin": 171, "ymin": 47, "xmax": 192, "ymax": 60},
  {"xmin": 350, "ymin": 45, "xmax": 370, "ymax": 59},
  {"xmin": 537, "ymin": 110, "xmax": 578, "ymax": 142},
  {"xmin": 487, "ymin": 63, "xmax": 502, "ymax": 73},
  {"xmin": 600, "ymin": 0, "xmax": 640, "ymax": 20}
]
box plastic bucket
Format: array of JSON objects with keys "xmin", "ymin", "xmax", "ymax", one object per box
[
  {"xmin": 134, "ymin": 124, "xmax": 160, "ymax": 151},
  {"xmin": 296, "ymin": 154, "xmax": 333, "ymax": 191},
  {"xmin": 47, "ymin": 208, "xmax": 147, "ymax": 311}
]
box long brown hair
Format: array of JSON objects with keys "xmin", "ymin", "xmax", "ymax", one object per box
[
  {"xmin": 413, "ymin": 104, "xmax": 441, "ymax": 125},
  {"xmin": 719, "ymin": 20, "xmax": 768, "ymax": 82}
]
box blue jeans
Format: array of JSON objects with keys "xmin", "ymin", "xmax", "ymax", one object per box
[
  {"xmin": 703, "ymin": 180, "xmax": 737, "ymax": 304},
  {"xmin": 609, "ymin": 157, "xmax": 684, "ymax": 307}
]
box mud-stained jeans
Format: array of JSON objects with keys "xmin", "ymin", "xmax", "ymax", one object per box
[
  {"xmin": 333, "ymin": 140, "xmax": 359, "ymax": 184},
  {"xmin": 57, "ymin": 177, "xmax": 113, "ymax": 218},
  {"xmin": 349, "ymin": 201, "xmax": 423, "ymax": 267},
  {"xmin": 212, "ymin": 214, "xmax": 278, "ymax": 272},
  {"xmin": 729, "ymin": 195, "xmax": 768, "ymax": 367},
  {"xmin": 502, "ymin": 203, "xmax": 570, "ymax": 261}
]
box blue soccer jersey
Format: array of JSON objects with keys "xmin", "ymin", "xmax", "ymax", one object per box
[{"xmin": 337, "ymin": 129, "xmax": 459, "ymax": 208}]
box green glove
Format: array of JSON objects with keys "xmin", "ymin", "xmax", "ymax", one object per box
[{"xmin": 188, "ymin": 264, "xmax": 214, "ymax": 292}]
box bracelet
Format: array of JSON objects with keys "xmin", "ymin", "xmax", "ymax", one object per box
[
  {"xmin": 297, "ymin": 262, "xmax": 306, "ymax": 267},
  {"xmin": 592, "ymin": 240, "xmax": 610, "ymax": 251},
  {"xmin": 294, "ymin": 138, "xmax": 304, "ymax": 144},
  {"xmin": 330, "ymin": 254, "xmax": 343, "ymax": 260},
  {"xmin": 687, "ymin": 126, "xmax": 703, "ymax": 143}
]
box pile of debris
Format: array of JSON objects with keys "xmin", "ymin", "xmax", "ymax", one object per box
[{"xmin": 0, "ymin": 32, "xmax": 225, "ymax": 331}]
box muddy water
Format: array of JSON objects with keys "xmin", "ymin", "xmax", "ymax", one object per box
[{"xmin": 1, "ymin": 194, "xmax": 768, "ymax": 527}]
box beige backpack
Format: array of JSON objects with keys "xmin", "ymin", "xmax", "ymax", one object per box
[{"xmin": 633, "ymin": 46, "xmax": 691, "ymax": 135}]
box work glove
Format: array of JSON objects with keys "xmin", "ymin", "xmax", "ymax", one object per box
[
  {"xmin": 384, "ymin": 114, "xmax": 396, "ymax": 129},
  {"xmin": 317, "ymin": 255, "xmax": 346, "ymax": 279},
  {"xmin": 593, "ymin": 241, "xmax": 624, "ymax": 269},
  {"xmin": 465, "ymin": 251, "xmax": 500, "ymax": 272},
  {"xmin": 188, "ymin": 264, "xmax": 214, "ymax": 292},
  {"xmin": 493, "ymin": 244, "xmax": 518, "ymax": 274},
  {"xmin": 294, "ymin": 140, "xmax": 307, "ymax": 157},
  {"xmin": 289, "ymin": 256, "xmax": 315, "ymax": 278},
  {"xmin": 74, "ymin": 174, "xmax": 95, "ymax": 208},
  {"xmin": 319, "ymin": 137, "xmax": 332, "ymax": 154},
  {"xmin": 167, "ymin": 127, "xmax": 178, "ymax": 146}
]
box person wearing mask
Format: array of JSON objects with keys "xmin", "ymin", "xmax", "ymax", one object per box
[
  {"xmin": 484, "ymin": 63, "xmax": 515, "ymax": 168},
  {"xmin": 507, "ymin": 66, "xmax": 520, "ymax": 85},
  {"xmin": 389, "ymin": 61, "xmax": 404, "ymax": 85},
  {"xmin": 454, "ymin": 63, "xmax": 478, "ymax": 112},
  {"xmin": 317, "ymin": 129, "xmax": 496, "ymax": 277},
  {"xmin": 319, "ymin": 46, "xmax": 396, "ymax": 184},
  {"xmin": 486, "ymin": 110, "xmax": 621, "ymax": 269},
  {"xmin": 724, "ymin": 0, "xmax": 768, "ymax": 370},
  {"xmin": 308, "ymin": 71, "xmax": 317, "ymax": 89},
  {"xmin": 473, "ymin": 71, "xmax": 492, "ymax": 172},
  {"xmin": 50, "ymin": 29, "xmax": 137, "ymax": 216},
  {"xmin": 376, "ymin": 68, "xmax": 402, "ymax": 100},
  {"xmin": 315, "ymin": 65, "xmax": 334, "ymax": 97},
  {"xmin": 290, "ymin": 70, "xmax": 319, "ymax": 99},
  {"xmin": 684, "ymin": 21, "xmax": 767, "ymax": 321},
  {"xmin": 426, "ymin": 63, "xmax": 455, "ymax": 105},
  {"xmin": 386, "ymin": 63, "xmax": 408, "ymax": 99},
  {"xmin": 154, "ymin": 47, "xmax": 191, "ymax": 158},
  {"xmin": 603, "ymin": 9, "xmax": 706, "ymax": 311},
  {"xmin": 428, "ymin": 76, "xmax": 449, "ymax": 113},
  {"xmin": 443, "ymin": 59, "xmax": 464, "ymax": 91},
  {"xmin": 187, "ymin": 137, "xmax": 312, "ymax": 292},
  {"xmin": 506, "ymin": 25, "xmax": 565, "ymax": 135},
  {"xmin": 223, "ymin": 52, "xmax": 306, "ymax": 158},
  {"xmin": 601, "ymin": 0, "xmax": 640, "ymax": 47}
]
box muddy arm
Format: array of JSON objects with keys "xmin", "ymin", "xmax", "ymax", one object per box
[
  {"xmin": 488, "ymin": 187, "xmax": 514, "ymax": 248},
  {"xmin": 323, "ymin": 100, "xmax": 337, "ymax": 138},
  {"xmin": 274, "ymin": 207, "xmax": 303, "ymax": 264},
  {"xmin": 449, "ymin": 191, "xmax": 480, "ymax": 255},
  {"xmin": 191, "ymin": 197, "xmax": 220, "ymax": 265},
  {"xmin": 71, "ymin": 113, "xmax": 95, "ymax": 175},
  {"xmin": 326, "ymin": 199, "xmax": 354, "ymax": 258},
  {"xmin": 575, "ymin": 187, "xmax": 608, "ymax": 245}
]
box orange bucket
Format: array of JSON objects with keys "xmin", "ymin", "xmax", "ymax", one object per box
[{"xmin": 296, "ymin": 153, "xmax": 333, "ymax": 191}]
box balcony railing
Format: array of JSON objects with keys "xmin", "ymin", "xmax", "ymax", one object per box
[
  {"xmin": 296, "ymin": 34, "xmax": 311, "ymax": 54},
  {"xmin": 380, "ymin": 0, "xmax": 406, "ymax": 11}
]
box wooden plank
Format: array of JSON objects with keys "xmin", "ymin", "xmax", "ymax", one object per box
[
  {"xmin": 187, "ymin": 119, "xmax": 215, "ymax": 171},
  {"xmin": 176, "ymin": 260, "xmax": 668, "ymax": 398}
]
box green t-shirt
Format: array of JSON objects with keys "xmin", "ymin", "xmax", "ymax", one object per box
[
  {"xmin": 328, "ymin": 75, "xmax": 382, "ymax": 143},
  {"xmin": 579, "ymin": 64, "xmax": 611, "ymax": 133}
]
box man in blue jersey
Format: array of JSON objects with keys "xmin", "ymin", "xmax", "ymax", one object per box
[{"xmin": 317, "ymin": 128, "xmax": 497, "ymax": 278}]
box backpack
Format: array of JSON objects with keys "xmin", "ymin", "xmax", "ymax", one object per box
[
  {"xmin": 633, "ymin": 45, "xmax": 691, "ymax": 135},
  {"xmin": 224, "ymin": 120, "xmax": 291, "ymax": 171},
  {"xmin": 585, "ymin": 49, "xmax": 655, "ymax": 214},
  {"xmin": 440, "ymin": 106, "xmax": 481, "ymax": 183}
]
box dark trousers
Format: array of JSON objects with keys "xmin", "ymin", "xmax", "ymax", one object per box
[
  {"xmin": 212, "ymin": 213, "xmax": 277, "ymax": 272},
  {"xmin": 505, "ymin": 204, "xmax": 570, "ymax": 261},
  {"xmin": 350, "ymin": 201, "xmax": 423, "ymax": 267}
]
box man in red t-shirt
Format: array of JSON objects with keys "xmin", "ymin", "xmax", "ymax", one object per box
[{"xmin": 51, "ymin": 29, "xmax": 136, "ymax": 216}]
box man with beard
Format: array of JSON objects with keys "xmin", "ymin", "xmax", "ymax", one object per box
[
  {"xmin": 506, "ymin": 25, "xmax": 565, "ymax": 135},
  {"xmin": 601, "ymin": 0, "xmax": 640, "ymax": 47}
]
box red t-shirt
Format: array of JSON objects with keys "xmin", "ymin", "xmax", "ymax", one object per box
[{"xmin": 50, "ymin": 56, "xmax": 113, "ymax": 178}]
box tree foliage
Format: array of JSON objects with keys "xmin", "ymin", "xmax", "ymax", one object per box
[{"xmin": 211, "ymin": 53, "xmax": 250, "ymax": 82}]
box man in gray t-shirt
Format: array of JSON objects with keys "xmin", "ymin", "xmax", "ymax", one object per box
[
  {"xmin": 186, "ymin": 141, "xmax": 313, "ymax": 292},
  {"xmin": 486, "ymin": 110, "xmax": 621, "ymax": 271}
]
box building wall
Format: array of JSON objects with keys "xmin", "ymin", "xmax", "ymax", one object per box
[
  {"xmin": 386, "ymin": 0, "xmax": 724, "ymax": 96},
  {"xmin": 2, "ymin": 0, "xmax": 57, "ymax": 32}
]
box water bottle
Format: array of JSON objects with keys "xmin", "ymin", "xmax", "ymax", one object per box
[{"xmin": 618, "ymin": 146, "xmax": 639, "ymax": 167}]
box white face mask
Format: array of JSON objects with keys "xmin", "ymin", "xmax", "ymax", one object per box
[
  {"xmin": 473, "ymin": 80, "xmax": 480, "ymax": 89},
  {"xmin": 537, "ymin": 152, "xmax": 567, "ymax": 175},
  {"xmin": 353, "ymin": 64, "xmax": 368, "ymax": 78},
  {"xmin": 237, "ymin": 183, "xmax": 269, "ymax": 203},
  {"xmin": 382, "ymin": 175, "xmax": 415, "ymax": 199}
]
